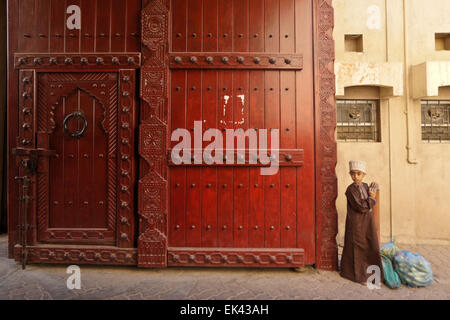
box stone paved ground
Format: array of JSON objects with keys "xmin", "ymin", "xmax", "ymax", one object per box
[{"xmin": 0, "ymin": 234, "xmax": 448, "ymax": 300}]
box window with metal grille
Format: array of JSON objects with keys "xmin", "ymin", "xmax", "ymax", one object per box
[
  {"xmin": 336, "ymin": 99, "xmax": 380, "ymax": 142},
  {"xmin": 421, "ymin": 100, "xmax": 450, "ymax": 142}
]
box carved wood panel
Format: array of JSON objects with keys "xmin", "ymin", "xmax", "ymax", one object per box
[
  {"xmin": 314, "ymin": 0, "xmax": 339, "ymax": 271},
  {"xmin": 17, "ymin": 70, "xmax": 38, "ymax": 246},
  {"xmin": 34, "ymin": 72, "xmax": 137, "ymax": 247},
  {"xmin": 138, "ymin": 0, "xmax": 170, "ymax": 268},
  {"xmin": 168, "ymin": 248, "xmax": 304, "ymax": 267},
  {"xmin": 118, "ymin": 70, "xmax": 137, "ymax": 248},
  {"xmin": 14, "ymin": 245, "xmax": 137, "ymax": 266}
]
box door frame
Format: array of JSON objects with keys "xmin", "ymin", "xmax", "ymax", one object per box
[{"xmin": 138, "ymin": 0, "xmax": 338, "ymax": 270}]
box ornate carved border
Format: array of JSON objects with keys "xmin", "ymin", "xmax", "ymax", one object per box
[
  {"xmin": 138, "ymin": 0, "xmax": 170, "ymax": 267},
  {"xmin": 18, "ymin": 70, "xmax": 35, "ymax": 149},
  {"xmin": 117, "ymin": 70, "xmax": 137, "ymax": 248},
  {"xmin": 17, "ymin": 70, "xmax": 37, "ymax": 245},
  {"xmin": 168, "ymin": 248, "xmax": 304, "ymax": 268},
  {"xmin": 14, "ymin": 245, "xmax": 137, "ymax": 265},
  {"xmin": 314, "ymin": 0, "xmax": 339, "ymax": 271}
]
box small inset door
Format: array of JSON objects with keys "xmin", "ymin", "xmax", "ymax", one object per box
[{"xmin": 35, "ymin": 72, "xmax": 135, "ymax": 246}]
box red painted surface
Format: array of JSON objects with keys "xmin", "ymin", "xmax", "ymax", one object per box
[
  {"xmin": 7, "ymin": 0, "xmax": 140, "ymax": 262},
  {"xmin": 7, "ymin": 0, "xmax": 338, "ymax": 270},
  {"xmin": 166, "ymin": 0, "xmax": 316, "ymax": 266}
]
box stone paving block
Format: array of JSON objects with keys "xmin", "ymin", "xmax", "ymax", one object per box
[{"xmin": 1, "ymin": 234, "xmax": 449, "ymax": 300}]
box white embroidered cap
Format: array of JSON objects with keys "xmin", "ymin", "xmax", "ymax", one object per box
[{"xmin": 349, "ymin": 160, "xmax": 367, "ymax": 173}]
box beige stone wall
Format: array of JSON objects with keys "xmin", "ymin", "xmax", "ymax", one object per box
[{"xmin": 334, "ymin": 0, "xmax": 450, "ymax": 246}]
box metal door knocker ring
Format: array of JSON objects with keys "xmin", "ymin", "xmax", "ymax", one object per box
[{"xmin": 64, "ymin": 111, "xmax": 88, "ymax": 139}]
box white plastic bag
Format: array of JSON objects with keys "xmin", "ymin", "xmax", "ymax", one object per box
[{"xmin": 393, "ymin": 251, "xmax": 433, "ymax": 287}]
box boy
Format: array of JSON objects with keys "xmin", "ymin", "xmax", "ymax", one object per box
[{"xmin": 340, "ymin": 160, "xmax": 384, "ymax": 285}]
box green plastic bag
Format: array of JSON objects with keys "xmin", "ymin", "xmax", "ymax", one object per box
[
  {"xmin": 381, "ymin": 254, "xmax": 402, "ymax": 289},
  {"xmin": 381, "ymin": 238, "xmax": 399, "ymax": 260}
]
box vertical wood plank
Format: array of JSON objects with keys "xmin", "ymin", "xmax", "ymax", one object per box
[
  {"xmin": 77, "ymin": 90, "xmax": 94, "ymax": 227},
  {"xmin": 80, "ymin": 0, "xmax": 96, "ymax": 52},
  {"xmin": 169, "ymin": 70, "xmax": 187, "ymax": 247},
  {"xmin": 217, "ymin": 70, "xmax": 233, "ymax": 247},
  {"xmin": 111, "ymin": 0, "xmax": 127, "ymax": 52},
  {"xmin": 249, "ymin": 0, "xmax": 265, "ymax": 53},
  {"xmin": 280, "ymin": 0, "xmax": 295, "ymax": 52},
  {"xmin": 201, "ymin": 70, "xmax": 218, "ymax": 247},
  {"xmin": 232, "ymin": 71, "xmax": 249, "ymax": 248},
  {"xmin": 171, "ymin": 0, "xmax": 187, "ymax": 52},
  {"xmin": 62, "ymin": 95, "xmax": 78, "ymax": 228},
  {"xmin": 281, "ymin": 168, "xmax": 297, "ymax": 247},
  {"xmin": 65, "ymin": 0, "xmax": 81, "ymax": 53},
  {"xmin": 263, "ymin": 0, "xmax": 281, "ymax": 249},
  {"xmin": 18, "ymin": 0, "xmax": 36, "ymax": 52},
  {"xmin": 96, "ymin": 0, "xmax": 111, "ymax": 52},
  {"xmin": 92, "ymin": 94, "xmax": 108, "ymax": 229},
  {"xmin": 187, "ymin": 0, "xmax": 203, "ymax": 52},
  {"xmin": 231, "ymin": 1, "xmax": 249, "ymax": 248},
  {"xmin": 233, "ymin": 0, "xmax": 248, "ymax": 53},
  {"xmin": 203, "ymin": 0, "xmax": 218, "ymax": 52},
  {"xmin": 280, "ymin": 72, "xmax": 296, "ymax": 149},
  {"xmin": 218, "ymin": 0, "xmax": 233, "ymax": 52},
  {"xmin": 48, "ymin": 80, "xmax": 64, "ymax": 229},
  {"xmin": 248, "ymin": 70, "xmax": 265, "ymax": 248},
  {"xmin": 35, "ymin": 0, "xmax": 51, "ymax": 52},
  {"xmin": 185, "ymin": 70, "xmax": 202, "ymax": 247},
  {"xmin": 296, "ymin": 0, "xmax": 315, "ymax": 264},
  {"xmin": 264, "ymin": 0, "xmax": 280, "ymax": 53},
  {"xmin": 264, "ymin": 70, "xmax": 281, "ymax": 248},
  {"xmin": 49, "ymin": 0, "xmax": 65, "ymax": 52},
  {"xmin": 280, "ymin": 70, "xmax": 297, "ymax": 248},
  {"xmin": 126, "ymin": 0, "xmax": 141, "ymax": 52}
]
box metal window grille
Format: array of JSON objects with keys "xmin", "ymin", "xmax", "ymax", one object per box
[
  {"xmin": 336, "ymin": 99, "xmax": 380, "ymax": 142},
  {"xmin": 421, "ymin": 100, "xmax": 450, "ymax": 142}
]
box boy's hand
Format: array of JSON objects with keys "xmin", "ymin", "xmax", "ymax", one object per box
[
  {"xmin": 370, "ymin": 182, "xmax": 380, "ymax": 191},
  {"xmin": 369, "ymin": 182, "xmax": 378, "ymax": 198}
]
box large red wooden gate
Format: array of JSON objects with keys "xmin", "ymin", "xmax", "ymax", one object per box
[
  {"xmin": 138, "ymin": 0, "xmax": 338, "ymax": 269},
  {"xmin": 8, "ymin": 0, "xmax": 338, "ymax": 270}
]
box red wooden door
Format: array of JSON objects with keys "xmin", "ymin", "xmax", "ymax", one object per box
[
  {"xmin": 166, "ymin": 0, "xmax": 315, "ymax": 267},
  {"xmin": 8, "ymin": 0, "xmax": 142, "ymax": 265},
  {"xmin": 36, "ymin": 72, "xmax": 119, "ymax": 245},
  {"xmin": 9, "ymin": 0, "xmax": 338, "ymax": 269}
]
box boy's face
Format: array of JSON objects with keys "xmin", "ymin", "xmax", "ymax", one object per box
[{"xmin": 350, "ymin": 170, "xmax": 366, "ymax": 185}]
